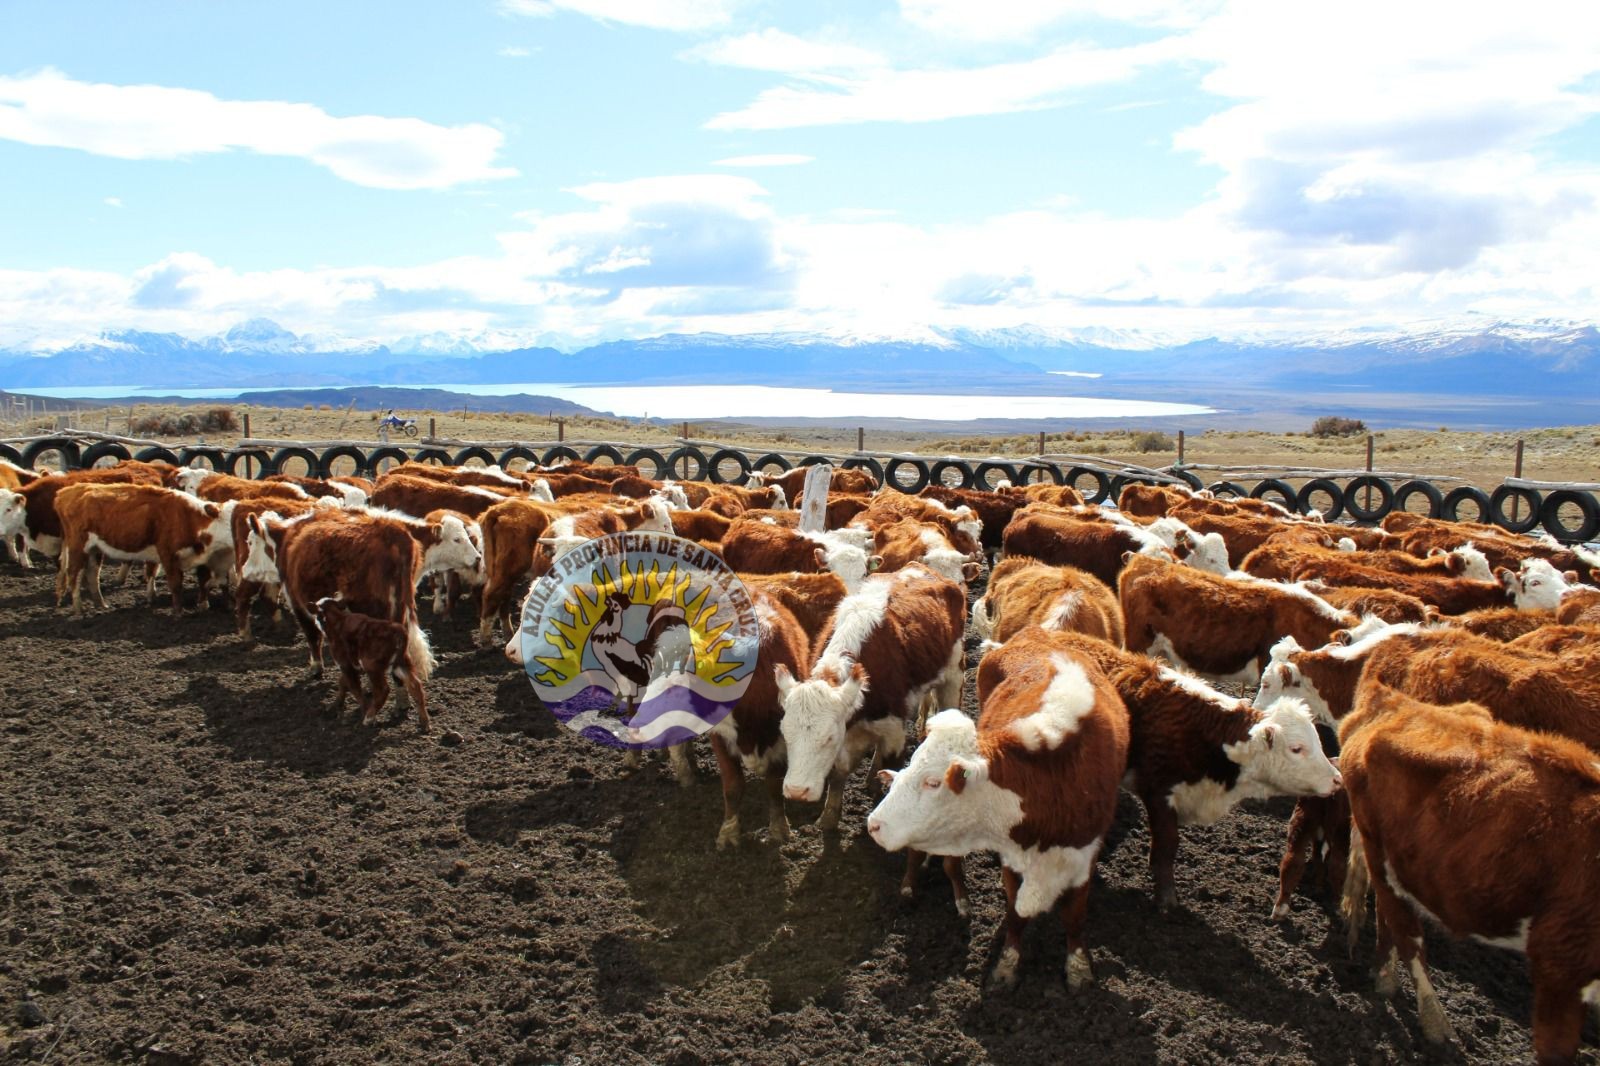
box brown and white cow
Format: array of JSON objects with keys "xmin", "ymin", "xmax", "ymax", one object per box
[
  {"xmin": 1120, "ymin": 553, "xmax": 1355, "ymax": 684},
  {"xmin": 1340, "ymin": 680, "xmax": 1600, "ymax": 1063},
  {"xmin": 775, "ymin": 566, "xmax": 966, "ymax": 826},
  {"xmin": 0, "ymin": 463, "xmax": 171, "ymax": 566},
  {"xmin": 972, "ymin": 557, "xmax": 1122, "ymax": 646},
  {"xmin": 867, "ymin": 648, "xmax": 1129, "ymax": 991},
  {"xmin": 868, "ymin": 518, "xmax": 982, "ymax": 585},
  {"xmin": 314, "ymin": 596, "xmax": 436, "ymax": 732},
  {"xmin": 736, "ymin": 571, "xmax": 848, "ymax": 643},
  {"xmin": 54, "ymin": 483, "xmax": 235, "ymax": 614},
  {"xmin": 706, "ymin": 588, "xmax": 811, "ymax": 848},
  {"xmin": 721, "ymin": 519, "xmax": 880, "ymax": 592},
  {"xmin": 175, "ymin": 467, "xmax": 310, "ymax": 504},
  {"xmin": 1002, "ymin": 509, "xmax": 1174, "ymax": 588},
  {"xmin": 368, "ymin": 473, "xmax": 521, "ymax": 521},
  {"xmin": 981, "ymin": 628, "xmax": 1339, "ymax": 909},
  {"xmin": 229, "ymin": 496, "xmax": 328, "ymax": 636}
]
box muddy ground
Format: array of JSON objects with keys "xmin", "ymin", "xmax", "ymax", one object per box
[{"xmin": 0, "ymin": 565, "xmax": 1584, "ymax": 1065}]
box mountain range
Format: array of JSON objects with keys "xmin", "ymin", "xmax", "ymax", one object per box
[{"xmin": 2, "ymin": 318, "xmax": 1597, "ymax": 429}]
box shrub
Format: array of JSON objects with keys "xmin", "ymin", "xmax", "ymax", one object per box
[
  {"xmin": 201, "ymin": 407, "xmax": 237, "ymax": 433},
  {"xmin": 1131, "ymin": 430, "xmax": 1174, "ymax": 453},
  {"xmin": 1310, "ymin": 416, "xmax": 1367, "ymax": 438}
]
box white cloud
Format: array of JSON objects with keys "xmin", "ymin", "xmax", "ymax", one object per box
[
  {"xmin": 686, "ymin": 30, "xmax": 885, "ymax": 75},
  {"xmin": 713, "ymin": 153, "xmax": 813, "ymax": 167},
  {"xmin": 498, "ymin": 46, "xmax": 533, "ymax": 57},
  {"xmin": 103, "ymin": 196, "xmax": 122, "ymax": 208},
  {"xmin": 499, "ymin": 0, "xmax": 741, "ymax": 32},
  {"xmin": 899, "ymin": 0, "xmax": 1218, "ymax": 40},
  {"xmin": 705, "ymin": 36, "xmax": 1190, "ymax": 129},
  {"xmin": 0, "ymin": 68, "xmax": 516, "ymax": 190}
]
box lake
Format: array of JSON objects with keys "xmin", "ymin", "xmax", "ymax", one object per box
[{"xmin": 21, "ymin": 382, "xmax": 1213, "ymax": 421}]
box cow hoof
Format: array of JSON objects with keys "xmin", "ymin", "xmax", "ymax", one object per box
[
  {"xmin": 988, "ymin": 949, "xmax": 1021, "ymax": 992},
  {"xmin": 899, "ymin": 884, "xmax": 916, "ymax": 903},
  {"xmin": 954, "ymin": 896, "xmax": 972, "ymax": 920},
  {"xmin": 817, "ymin": 809, "xmax": 842, "ymax": 833},
  {"xmin": 1417, "ymin": 994, "xmax": 1454, "ymax": 1044},
  {"xmin": 1375, "ymin": 963, "xmax": 1400, "ymax": 999},
  {"xmin": 1271, "ymin": 901, "xmax": 1290, "ymax": 921},
  {"xmin": 1155, "ymin": 887, "xmax": 1178, "ymax": 913},
  {"xmin": 767, "ymin": 818, "xmax": 790, "ymax": 845},
  {"xmin": 1066, "ymin": 950, "xmax": 1094, "ymax": 993},
  {"xmin": 716, "ymin": 820, "xmax": 740, "ymax": 849}
]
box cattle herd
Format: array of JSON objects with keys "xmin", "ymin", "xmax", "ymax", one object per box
[{"xmin": 3, "ymin": 452, "xmax": 1600, "ymax": 1064}]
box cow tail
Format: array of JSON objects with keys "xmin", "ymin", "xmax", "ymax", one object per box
[
  {"xmin": 970, "ymin": 595, "xmax": 994, "ymax": 640},
  {"xmin": 1341, "ymin": 823, "xmax": 1370, "ymax": 956},
  {"xmin": 405, "ymin": 610, "xmax": 437, "ymax": 684}
]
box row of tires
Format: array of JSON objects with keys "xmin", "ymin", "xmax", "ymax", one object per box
[{"xmin": 10, "ymin": 437, "xmax": 1598, "ymax": 544}]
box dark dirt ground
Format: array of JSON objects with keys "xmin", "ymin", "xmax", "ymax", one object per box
[{"xmin": 0, "ymin": 564, "xmax": 1585, "ymax": 1065}]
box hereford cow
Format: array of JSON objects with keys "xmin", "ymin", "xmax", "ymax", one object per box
[
  {"xmin": 997, "ymin": 482, "xmax": 1085, "ymax": 509},
  {"xmin": 0, "ymin": 463, "xmax": 171, "ymax": 566},
  {"xmin": 265, "ymin": 474, "xmax": 371, "ymax": 507},
  {"xmin": 776, "ymin": 567, "xmax": 966, "ymax": 828},
  {"xmin": 54, "ymin": 483, "xmax": 235, "ymax": 615},
  {"xmin": 868, "ymin": 518, "xmax": 982, "ymax": 584},
  {"xmin": 972, "ymin": 557, "xmax": 1122, "ymax": 646},
  {"xmin": 1002, "ymin": 510, "xmax": 1174, "ymax": 588},
  {"xmin": 314, "ymin": 597, "xmax": 437, "ymax": 732},
  {"xmin": 756, "ymin": 466, "xmax": 878, "ymax": 508},
  {"xmin": 737, "ymin": 571, "xmax": 848, "ymax": 643},
  {"xmin": 720, "ymin": 519, "xmax": 880, "ymax": 592},
  {"xmin": 229, "ymin": 497, "xmax": 328, "ymax": 637},
  {"xmin": 707, "ymin": 589, "xmax": 811, "ymax": 848},
  {"xmin": 867, "ymin": 648, "xmax": 1129, "ymax": 992},
  {"xmin": 855, "ymin": 494, "xmax": 983, "ymax": 558},
  {"xmin": 981, "ymin": 628, "xmax": 1339, "ymax": 909},
  {"xmin": 369, "ymin": 474, "xmax": 521, "ymax": 521},
  {"xmin": 1340, "ymin": 680, "xmax": 1600, "ymax": 1063},
  {"xmin": 1119, "ymin": 553, "xmax": 1355, "ymax": 684},
  {"xmin": 176, "ymin": 468, "xmax": 310, "ymax": 504}
]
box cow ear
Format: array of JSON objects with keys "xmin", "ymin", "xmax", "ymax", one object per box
[
  {"xmin": 850, "ymin": 660, "xmax": 868, "ymax": 684},
  {"xmin": 1331, "ymin": 629, "xmax": 1353, "ymax": 646},
  {"xmin": 876, "ymin": 769, "xmax": 897, "ymax": 788},
  {"xmin": 1495, "ymin": 566, "xmax": 1515, "ymax": 587},
  {"xmin": 813, "ymin": 546, "xmax": 828, "ymax": 567},
  {"xmin": 1426, "ymin": 546, "xmax": 1445, "ymax": 558},
  {"xmin": 867, "ymin": 554, "xmax": 883, "ymax": 572},
  {"xmin": 1258, "ymin": 722, "xmax": 1278, "ymax": 750},
  {"xmin": 1120, "ymin": 550, "xmax": 1135, "ymax": 565},
  {"xmin": 774, "ymin": 664, "xmax": 796, "ymax": 696},
  {"xmin": 205, "ymin": 503, "xmax": 219, "ymax": 518},
  {"xmin": 1446, "ymin": 553, "xmax": 1465, "ymax": 575},
  {"xmin": 1565, "ymin": 570, "xmax": 1579, "ymax": 584},
  {"xmin": 944, "ymin": 760, "xmax": 968, "ymax": 795}
]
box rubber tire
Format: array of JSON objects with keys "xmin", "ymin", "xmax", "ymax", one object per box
[
  {"xmin": 1250, "ymin": 478, "xmax": 1299, "ymax": 512},
  {"xmin": 225, "ymin": 450, "xmax": 269, "ymax": 479},
  {"xmin": 497, "ymin": 446, "xmax": 542, "ymax": 474},
  {"xmin": 796, "ymin": 455, "xmax": 831, "ymax": 468},
  {"xmin": 79, "ymin": 441, "xmax": 133, "ymax": 469},
  {"xmin": 541, "ymin": 446, "xmax": 581, "ymax": 466},
  {"xmin": 134, "ymin": 446, "xmax": 181, "ymax": 466},
  {"xmin": 582, "ymin": 445, "xmax": 626, "ymax": 467},
  {"xmin": 665, "ymin": 447, "xmax": 708, "ymax": 482},
  {"xmin": 1066, "ymin": 467, "xmax": 1113, "ymax": 505},
  {"xmin": 178, "ymin": 447, "xmax": 228, "ymax": 474},
  {"xmin": 21, "ymin": 438, "xmax": 80, "ymax": 471},
  {"xmin": 1540, "ymin": 489, "xmax": 1600, "ymax": 544},
  {"xmin": 974, "ymin": 462, "xmax": 1020, "ymax": 491},
  {"xmin": 884, "ymin": 458, "xmax": 929, "ymax": 493},
  {"xmin": 453, "ymin": 446, "xmax": 497, "ymax": 468},
  {"xmin": 842, "ymin": 457, "xmax": 885, "ymax": 485},
  {"xmin": 0, "ymin": 444, "xmax": 21, "ymax": 465},
  {"xmin": 412, "ymin": 449, "xmax": 452, "ymax": 467},
  {"xmin": 928, "ymin": 460, "xmax": 974, "ymax": 490},
  {"xmin": 1295, "ymin": 478, "xmax": 1345, "ymax": 522},
  {"xmin": 1489, "ymin": 484, "xmax": 1543, "ymax": 535},
  {"xmin": 707, "ymin": 448, "xmax": 753, "ymax": 485},
  {"xmin": 1342, "ymin": 476, "xmax": 1395, "ymax": 523},
  {"xmin": 1441, "ymin": 486, "xmax": 1492, "ymax": 525},
  {"xmin": 1392, "ymin": 480, "xmax": 1444, "ymax": 519},
  {"xmin": 269, "ymin": 446, "xmax": 320, "ymax": 478},
  {"xmin": 1205, "ymin": 480, "xmax": 1250, "ymax": 500},
  {"xmin": 1021, "ymin": 463, "xmax": 1065, "ymax": 486},
  {"xmin": 1170, "ymin": 468, "xmax": 1203, "ymax": 491},
  {"xmin": 623, "ymin": 448, "xmax": 669, "ymax": 480},
  {"xmin": 319, "ymin": 445, "xmax": 367, "ymax": 479},
  {"xmin": 365, "ymin": 446, "xmax": 412, "ymax": 477}
]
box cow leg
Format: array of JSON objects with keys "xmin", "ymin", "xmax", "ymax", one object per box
[
  {"xmin": 900, "ymin": 850, "xmax": 928, "ymax": 901},
  {"xmin": 54, "ymin": 547, "xmax": 70, "ymax": 606},
  {"xmin": 666, "ymin": 742, "xmax": 697, "ymax": 787},
  {"xmin": 9, "ymin": 534, "xmax": 28, "ymax": 568},
  {"xmin": 112, "ymin": 561, "xmax": 132, "ymax": 585},
  {"xmin": 1143, "ymin": 791, "xmax": 1182, "ymax": 910},
  {"xmin": 1059, "ymin": 875, "xmax": 1095, "ymax": 992},
  {"xmin": 292, "ymin": 608, "xmax": 324, "ymax": 675},
  {"xmin": 764, "ymin": 769, "xmax": 790, "ymax": 844},
  {"xmin": 331, "ymin": 662, "xmax": 360, "ymax": 717},
  {"xmin": 1274, "ymin": 800, "xmax": 1316, "ymax": 919},
  {"xmin": 709, "ymin": 732, "xmax": 744, "ymax": 848},
  {"xmin": 63, "ymin": 547, "xmax": 85, "ymax": 615},
  {"xmin": 194, "ymin": 564, "xmax": 212, "ymax": 609},
  {"xmin": 989, "ymin": 865, "xmax": 1028, "ymax": 991},
  {"xmin": 362, "ymin": 670, "xmax": 392, "ymax": 728},
  {"xmin": 945, "ymin": 857, "xmax": 970, "ymax": 919},
  {"xmin": 429, "ymin": 574, "xmax": 447, "ymax": 616},
  {"xmin": 817, "ymin": 768, "xmax": 850, "ymax": 831},
  {"xmin": 1529, "ymin": 971, "xmax": 1585, "ymax": 1066},
  {"xmin": 235, "ymin": 578, "xmax": 259, "ymax": 639},
  {"xmin": 161, "ymin": 553, "xmax": 184, "ymax": 613},
  {"xmin": 144, "ymin": 564, "xmax": 159, "ymax": 605},
  {"xmin": 86, "ymin": 551, "xmax": 107, "ymax": 608},
  {"xmin": 1366, "ymin": 850, "xmax": 1452, "ymax": 1042}
]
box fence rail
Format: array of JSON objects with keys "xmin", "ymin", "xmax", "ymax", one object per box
[{"xmin": 3, "ymin": 432, "xmax": 1597, "ymax": 545}]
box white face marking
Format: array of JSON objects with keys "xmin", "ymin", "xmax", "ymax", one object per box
[
  {"xmin": 1507, "ymin": 558, "xmax": 1574, "ymax": 611},
  {"xmin": 777, "ymin": 672, "xmax": 861, "ymax": 800},
  {"xmin": 0, "ymin": 491, "xmax": 25, "ymax": 538},
  {"xmin": 175, "ymin": 467, "xmax": 213, "ymax": 494}
]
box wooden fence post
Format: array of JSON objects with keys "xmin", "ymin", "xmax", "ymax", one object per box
[
  {"xmin": 857, "ymin": 427, "xmax": 864, "ymax": 452},
  {"xmin": 558, "ymin": 419, "xmax": 565, "ymax": 443},
  {"xmin": 1038, "ymin": 430, "xmax": 1046, "ymax": 456},
  {"xmin": 1177, "ymin": 430, "xmax": 1185, "ymax": 465},
  {"xmin": 429, "ymin": 416, "xmax": 436, "ymax": 439},
  {"xmin": 243, "ymin": 412, "xmax": 251, "ymax": 439},
  {"xmin": 1513, "ymin": 439, "xmax": 1525, "ymax": 521}
]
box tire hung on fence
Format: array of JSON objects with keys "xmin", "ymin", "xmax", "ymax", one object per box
[
  {"xmin": 178, "ymin": 447, "xmax": 228, "ymax": 473},
  {"xmin": 583, "ymin": 444, "xmax": 626, "ymax": 467},
  {"xmin": 1019, "ymin": 463, "xmax": 1065, "ymax": 486},
  {"xmin": 1391, "ymin": 480, "xmax": 1444, "ymax": 519},
  {"xmin": 1539, "ymin": 489, "xmax": 1600, "ymax": 544},
  {"xmin": 319, "ymin": 445, "xmax": 368, "ymax": 478},
  {"xmin": 1205, "ymin": 480, "xmax": 1250, "ymax": 501},
  {"xmin": 0, "ymin": 443, "xmax": 21, "ymax": 466},
  {"xmin": 623, "ymin": 448, "xmax": 669, "ymax": 480},
  {"xmin": 1250, "ymin": 478, "xmax": 1299, "ymax": 512},
  {"xmin": 1341, "ymin": 476, "xmax": 1395, "ymax": 523},
  {"xmin": 842, "ymin": 456, "xmax": 885, "ymax": 486},
  {"xmin": 365, "ymin": 446, "xmax": 412, "ymax": 477},
  {"xmin": 268, "ymin": 446, "xmax": 320, "ymax": 478},
  {"xmin": 224, "ymin": 450, "xmax": 269, "ymax": 479},
  {"xmin": 497, "ymin": 446, "xmax": 542, "ymax": 474},
  {"xmin": 540, "ymin": 446, "xmax": 581, "ymax": 466},
  {"xmin": 1488, "ymin": 484, "xmax": 1543, "ymax": 535},
  {"xmin": 1066, "ymin": 467, "xmax": 1113, "ymax": 505},
  {"xmin": 973, "ymin": 462, "xmax": 1020, "ymax": 490},
  {"xmin": 412, "ymin": 448, "xmax": 452, "ymax": 467},
  {"xmin": 79, "ymin": 441, "xmax": 132, "ymax": 468},
  {"xmin": 134, "ymin": 445, "xmax": 181, "ymax": 466},
  {"xmin": 883, "ymin": 457, "xmax": 929, "ymax": 493},
  {"xmin": 1441, "ymin": 486, "xmax": 1492, "ymax": 524},
  {"xmin": 928, "ymin": 460, "xmax": 974, "ymax": 490},
  {"xmin": 453, "ymin": 446, "xmax": 497, "ymax": 468},
  {"xmin": 1295, "ymin": 478, "xmax": 1345, "ymax": 522},
  {"xmin": 1169, "ymin": 468, "xmax": 1203, "ymax": 492},
  {"xmin": 707, "ymin": 448, "xmax": 753, "ymax": 485},
  {"xmin": 665, "ymin": 446, "xmax": 708, "ymax": 481},
  {"xmin": 21, "ymin": 437, "xmax": 80, "ymax": 471},
  {"xmin": 749, "ymin": 452, "xmax": 793, "ymax": 478}
]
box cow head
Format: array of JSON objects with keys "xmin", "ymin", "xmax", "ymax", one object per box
[
  {"xmin": 777, "ymin": 658, "xmax": 868, "ymax": 802},
  {"xmin": 242, "ymin": 513, "xmax": 282, "ymax": 584},
  {"xmin": 813, "ymin": 537, "xmax": 875, "ymax": 591},
  {"xmin": 425, "ymin": 514, "xmax": 483, "ymax": 577},
  {"xmin": 528, "ymin": 478, "xmax": 555, "ymax": 503},
  {"xmin": 1500, "ymin": 558, "xmax": 1575, "ymax": 611},
  {"xmin": 866, "ymin": 709, "xmax": 995, "ymax": 856},
  {"xmin": 0, "ymin": 490, "xmax": 25, "ymax": 539},
  {"xmin": 174, "ymin": 467, "xmax": 213, "ymax": 495},
  {"xmin": 312, "ymin": 595, "xmax": 348, "ymax": 632},
  {"xmin": 653, "ymin": 481, "xmax": 690, "ymax": 511},
  {"xmin": 1166, "ymin": 525, "xmax": 1230, "ymax": 576},
  {"xmin": 638, "ymin": 497, "xmax": 674, "ymax": 533},
  {"xmin": 334, "ymin": 483, "xmax": 369, "ymax": 509},
  {"xmin": 1234, "ymin": 697, "xmax": 1341, "ymax": 798},
  {"xmin": 770, "ymin": 485, "xmax": 789, "ymax": 511}
]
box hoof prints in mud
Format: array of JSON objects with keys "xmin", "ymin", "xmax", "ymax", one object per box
[{"xmin": 0, "ymin": 568, "xmax": 1565, "ymax": 1064}]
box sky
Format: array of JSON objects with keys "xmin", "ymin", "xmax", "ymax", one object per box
[{"xmin": 2, "ymin": 0, "xmax": 1600, "ymax": 352}]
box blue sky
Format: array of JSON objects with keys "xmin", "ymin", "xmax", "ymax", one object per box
[{"xmin": 2, "ymin": 0, "xmax": 1599, "ymax": 351}]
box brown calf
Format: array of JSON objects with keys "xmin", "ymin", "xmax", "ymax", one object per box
[{"xmin": 314, "ymin": 597, "xmax": 436, "ymax": 733}]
